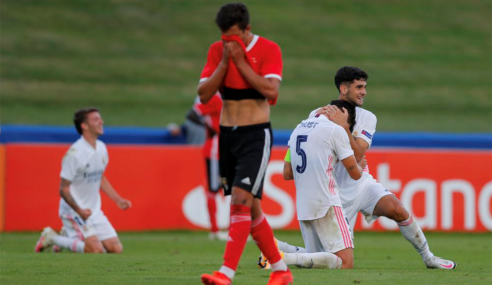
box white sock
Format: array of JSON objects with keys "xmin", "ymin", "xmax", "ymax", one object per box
[
  {"xmin": 397, "ymin": 216, "xmax": 434, "ymax": 261},
  {"xmin": 284, "ymin": 252, "xmax": 342, "ymax": 269},
  {"xmin": 276, "ymin": 239, "xmax": 307, "ymax": 253},
  {"xmin": 270, "ymin": 259, "xmax": 288, "ymax": 272},
  {"xmin": 219, "ymin": 266, "xmax": 235, "ymax": 280},
  {"xmin": 53, "ymin": 235, "xmax": 85, "ymax": 253}
]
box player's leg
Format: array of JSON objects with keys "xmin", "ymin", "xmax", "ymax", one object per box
[
  {"xmin": 281, "ymin": 219, "xmax": 342, "ymax": 269},
  {"xmin": 92, "ymin": 212, "xmax": 122, "ymax": 253},
  {"xmin": 205, "ymin": 157, "xmax": 220, "ymax": 238},
  {"xmin": 367, "ymin": 184, "xmax": 456, "ymax": 269},
  {"xmin": 316, "ymin": 206, "xmax": 354, "ymax": 268}
]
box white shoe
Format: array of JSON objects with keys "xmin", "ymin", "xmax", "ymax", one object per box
[
  {"xmin": 209, "ymin": 231, "xmax": 229, "ymax": 241},
  {"xmin": 425, "ymin": 256, "xmax": 457, "ymax": 269},
  {"xmin": 34, "ymin": 227, "xmax": 57, "ymax": 253}
]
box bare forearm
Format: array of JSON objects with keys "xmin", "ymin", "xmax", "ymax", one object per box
[
  {"xmin": 235, "ymin": 62, "xmax": 278, "ymax": 100},
  {"xmin": 100, "ymin": 176, "xmax": 123, "ymax": 202},
  {"xmin": 60, "ymin": 184, "xmax": 80, "ymax": 212},
  {"xmin": 198, "ymin": 62, "xmax": 228, "ymax": 103},
  {"xmin": 345, "ymin": 127, "xmax": 366, "ymax": 161}
]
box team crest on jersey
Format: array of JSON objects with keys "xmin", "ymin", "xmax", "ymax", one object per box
[
  {"xmin": 353, "ymin": 131, "xmax": 358, "ymax": 137},
  {"xmin": 251, "ymin": 57, "xmax": 257, "ymax": 64},
  {"xmin": 221, "ymin": 178, "xmax": 228, "ymax": 190},
  {"xmin": 362, "ymin": 130, "xmax": 373, "ymax": 139}
]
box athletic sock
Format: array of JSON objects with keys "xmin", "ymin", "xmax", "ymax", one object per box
[
  {"xmin": 53, "ymin": 235, "xmax": 85, "ymax": 253},
  {"xmin": 206, "ymin": 191, "xmax": 219, "ymax": 233},
  {"xmin": 251, "ymin": 213, "xmax": 287, "ymax": 272},
  {"xmin": 222, "ymin": 205, "xmax": 251, "ymax": 275},
  {"xmin": 397, "ymin": 215, "xmax": 434, "ymax": 261},
  {"xmin": 284, "ymin": 252, "xmax": 342, "ymax": 269},
  {"xmin": 218, "ymin": 265, "xmax": 235, "ymax": 280},
  {"xmin": 276, "ymin": 239, "xmax": 307, "ymax": 253}
]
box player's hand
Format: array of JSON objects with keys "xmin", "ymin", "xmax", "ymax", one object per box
[
  {"xmin": 221, "ymin": 41, "xmax": 231, "ymax": 64},
  {"xmin": 117, "ymin": 199, "xmax": 132, "ymax": 210},
  {"xmin": 227, "ymin": 41, "xmax": 246, "ymax": 65},
  {"xmin": 325, "ymin": 106, "xmax": 350, "ymax": 129},
  {"xmin": 77, "ymin": 208, "xmax": 92, "ymax": 221}
]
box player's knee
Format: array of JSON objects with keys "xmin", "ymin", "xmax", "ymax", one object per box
[
  {"xmin": 108, "ymin": 243, "xmax": 123, "ymax": 254},
  {"xmin": 341, "ymin": 258, "xmax": 354, "ymax": 269},
  {"xmin": 85, "ymin": 244, "xmax": 105, "ymax": 253}
]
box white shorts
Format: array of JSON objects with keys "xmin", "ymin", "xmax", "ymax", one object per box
[
  {"xmin": 60, "ymin": 211, "xmax": 118, "ymax": 241},
  {"xmin": 343, "ymin": 182, "xmax": 394, "ymax": 233},
  {"xmin": 299, "ymin": 206, "xmax": 354, "ymax": 254}
]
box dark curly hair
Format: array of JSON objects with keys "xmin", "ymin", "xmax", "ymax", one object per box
[
  {"xmin": 215, "ymin": 2, "xmax": 249, "ymax": 32},
  {"xmin": 334, "ymin": 66, "xmax": 368, "ymax": 92},
  {"xmin": 330, "ymin": 99, "xmax": 356, "ymax": 132}
]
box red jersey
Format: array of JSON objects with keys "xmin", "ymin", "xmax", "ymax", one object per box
[
  {"xmin": 199, "ymin": 35, "xmax": 283, "ymax": 104},
  {"xmin": 193, "ymin": 94, "xmax": 223, "ymax": 159}
]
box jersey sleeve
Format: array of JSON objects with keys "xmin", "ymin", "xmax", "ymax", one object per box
[
  {"xmin": 260, "ymin": 43, "xmax": 283, "ymax": 81},
  {"xmin": 60, "ymin": 149, "xmax": 79, "ymax": 181},
  {"xmin": 355, "ymin": 111, "xmax": 377, "ymax": 148},
  {"xmin": 199, "ymin": 43, "xmax": 222, "ymax": 82},
  {"xmin": 332, "ymin": 126, "xmax": 354, "ymax": 161},
  {"xmin": 194, "ymin": 94, "xmax": 222, "ymax": 116},
  {"xmin": 284, "ymin": 148, "xmax": 291, "ymax": 163}
]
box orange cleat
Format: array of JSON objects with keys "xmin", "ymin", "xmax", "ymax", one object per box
[
  {"xmin": 201, "ymin": 271, "xmax": 232, "ymax": 285},
  {"xmin": 267, "ymin": 268, "xmax": 293, "ymax": 285}
]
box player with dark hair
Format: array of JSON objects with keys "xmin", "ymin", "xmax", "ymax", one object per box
[
  {"xmin": 265, "ymin": 66, "xmax": 456, "ymax": 270},
  {"xmin": 198, "ymin": 2, "xmax": 293, "ymax": 285},
  {"xmin": 35, "ymin": 108, "xmax": 132, "ymax": 254},
  {"xmin": 275, "ymin": 100, "xmax": 362, "ymax": 270}
]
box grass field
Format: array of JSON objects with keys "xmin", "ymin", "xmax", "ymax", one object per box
[
  {"xmin": 1, "ymin": 0, "xmax": 491, "ymax": 132},
  {"xmin": 0, "ymin": 231, "xmax": 491, "ymax": 285}
]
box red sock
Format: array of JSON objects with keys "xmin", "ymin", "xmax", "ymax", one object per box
[
  {"xmin": 223, "ymin": 205, "xmax": 251, "ymax": 270},
  {"xmin": 206, "ymin": 191, "xmax": 218, "ymax": 233},
  {"xmin": 251, "ymin": 213, "xmax": 281, "ymax": 264}
]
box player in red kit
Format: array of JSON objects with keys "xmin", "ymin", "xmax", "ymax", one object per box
[
  {"xmin": 193, "ymin": 93, "xmax": 227, "ymax": 240},
  {"xmin": 198, "ymin": 3, "xmax": 293, "ymax": 285}
]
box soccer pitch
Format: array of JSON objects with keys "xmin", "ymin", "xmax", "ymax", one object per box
[{"xmin": 0, "ymin": 231, "xmax": 490, "ymax": 285}]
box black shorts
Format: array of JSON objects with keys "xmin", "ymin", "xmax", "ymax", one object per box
[
  {"xmin": 219, "ymin": 122, "xmax": 273, "ymax": 199},
  {"xmin": 205, "ymin": 158, "xmax": 222, "ymax": 192}
]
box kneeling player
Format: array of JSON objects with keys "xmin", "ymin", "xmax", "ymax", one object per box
[
  {"xmin": 35, "ymin": 108, "xmax": 132, "ymax": 254},
  {"xmin": 262, "ymin": 100, "xmax": 362, "ymax": 269}
]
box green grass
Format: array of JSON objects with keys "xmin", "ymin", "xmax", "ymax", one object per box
[
  {"xmin": 1, "ymin": 0, "xmax": 491, "ymax": 132},
  {"xmin": 0, "ymin": 231, "xmax": 491, "ymax": 285}
]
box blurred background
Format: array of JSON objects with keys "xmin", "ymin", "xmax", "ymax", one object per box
[
  {"xmin": 2, "ymin": 0, "xmax": 490, "ymax": 131},
  {"xmin": 0, "ymin": 0, "xmax": 491, "ymax": 232}
]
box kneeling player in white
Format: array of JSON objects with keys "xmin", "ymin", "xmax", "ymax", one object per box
[
  {"xmin": 265, "ymin": 100, "xmax": 363, "ymax": 269},
  {"xmin": 35, "ymin": 108, "xmax": 132, "ymax": 253}
]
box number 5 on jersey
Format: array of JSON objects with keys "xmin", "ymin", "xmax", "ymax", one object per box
[{"xmin": 296, "ymin": 135, "xmax": 308, "ymax": 173}]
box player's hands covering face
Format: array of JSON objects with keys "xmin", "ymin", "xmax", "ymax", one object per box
[{"xmin": 226, "ymin": 41, "xmax": 246, "ymax": 65}]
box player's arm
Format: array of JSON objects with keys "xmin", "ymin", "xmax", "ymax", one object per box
[
  {"xmin": 198, "ymin": 45, "xmax": 230, "ymax": 103},
  {"xmin": 321, "ymin": 106, "xmax": 369, "ymax": 161},
  {"xmin": 228, "ymin": 41, "xmax": 280, "ymax": 100},
  {"xmin": 283, "ymin": 148, "xmax": 294, "ymax": 180},
  {"xmin": 59, "ymin": 178, "xmax": 92, "ymax": 220},
  {"xmin": 341, "ymin": 155, "xmax": 363, "ymax": 180},
  {"xmin": 100, "ymin": 175, "xmax": 132, "ymax": 210}
]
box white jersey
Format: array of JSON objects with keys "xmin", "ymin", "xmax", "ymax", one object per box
[
  {"xmin": 288, "ymin": 115, "xmax": 354, "ymax": 221},
  {"xmin": 309, "ymin": 106, "xmax": 378, "ymax": 207},
  {"xmin": 59, "ymin": 137, "xmax": 109, "ymax": 217}
]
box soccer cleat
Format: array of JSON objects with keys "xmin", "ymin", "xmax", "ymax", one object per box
[
  {"xmin": 425, "ymin": 256, "xmax": 457, "ymax": 270},
  {"xmin": 209, "ymin": 231, "xmax": 229, "ymax": 241},
  {"xmin": 201, "ymin": 271, "xmax": 231, "ymax": 285},
  {"xmin": 266, "ymin": 268, "xmax": 294, "ymax": 285},
  {"xmin": 258, "ymin": 238, "xmax": 282, "ymax": 269},
  {"xmin": 34, "ymin": 227, "xmax": 57, "ymax": 253}
]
